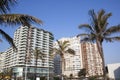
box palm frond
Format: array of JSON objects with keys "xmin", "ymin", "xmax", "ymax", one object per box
[
  {"xmin": 77, "ymin": 33, "xmax": 91, "ymax": 42},
  {"xmin": 101, "ymin": 22, "xmax": 108, "ymax": 33},
  {"xmin": 62, "ymin": 41, "xmax": 70, "ymax": 49},
  {"xmin": 52, "ymin": 47, "xmax": 58, "ymax": 53},
  {"xmin": 56, "ymin": 40, "xmax": 62, "ymax": 49},
  {"xmin": 89, "ymin": 9, "xmax": 97, "ymax": 24},
  {"xmin": 0, "ymin": 14, "xmax": 43, "ymax": 26},
  {"xmin": 99, "ymin": 13, "xmax": 111, "ymax": 32},
  {"xmin": 79, "ymin": 24, "xmax": 94, "ymax": 32},
  {"xmin": 97, "ymin": 10, "xmax": 110, "ymax": 33},
  {"xmin": 105, "ymin": 37, "xmax": 120, "ymax": 42},
  {"xmin": 77, "ymin": 33, "xmax": 90, "ymax": 37},
  {"xmin": 0, "ymin": 0, "xmax": 17, "ymax": 14},
  {"xmin": 97, "ymin": 9, "xmax": 105, "ymax": 22},
  {"xmin": 80, "ymin": 37, "xmax": 93, "ymax": 42},
  {"xmin": 102, "ymin": 13, "xmax": 112, "ymax": 25},
  {"xmin": 66, "ymin": 48, "xmax": 75, "ymax": 55},
  {"xmin": 57, "ymin": 40, "xmax": 70, "ymax": 51},
  {"xmin": 79, "ymin": 33, "xmax": 96, "ymax": 42},
  {"xmin": 54, "ymin": 40, "xmax": 75, "ymax": 58},
  {"xmin": 89, "ymin": 9, "xmax": 101, "ymax": 34},
  {"xmin": 0, "ymin": 29, "xmax": 16, "ymax": 48},
  {"xmin": 104, "ymin": 25, "xmax": 120, "ymax": 36}
]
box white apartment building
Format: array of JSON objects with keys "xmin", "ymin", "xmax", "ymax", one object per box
[
  {"xmin": 0, "ymin": 52, "xmax": 5, "ymax": 72},
  {"xmin": 81, "ymin": 42, "xmax": 103, "ymax": 77},
  {"xmin": 54, "ymin": 36, "xmax": 83, "ymax": 77},
  {"xmin": 3, "ymin": 26, "xmax": 54, "ymax": 80},
  {"xmin": 107, "ymin": 63, "xmax": 120, "ymax": 80}
]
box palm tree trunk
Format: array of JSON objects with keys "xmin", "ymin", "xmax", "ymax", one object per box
[
  {"xmin": 61, "ymin": 56, "xmax": 65, "ymax": 80},
  {"xmin": 96, "ymin": 40, "xmax": 106, "ymax": 80},
  {"xmin": 61, "ymin": 58, "xmax": 64, "ymax": 74}
]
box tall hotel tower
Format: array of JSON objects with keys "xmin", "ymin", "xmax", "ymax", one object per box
[{"xmin": 4, "ymin": 26, "xmax": 54, "ymax": 79}]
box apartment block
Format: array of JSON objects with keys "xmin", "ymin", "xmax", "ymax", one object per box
[
  {"xmin": 0, "ymin": 52, "xmax": 5, "ymax": 72},
  {"xmin": 54, "ymin": 36, "xmax": 82, "ymax": 77},
  {"xmin": 3, "ymin": 26, "xmax": 54, "ymax": 79},
  {"xmin": 54, "ymin": 36, "xmax": 103, "ymax": 78},
  {"xmin": 81, "ymin": 42, "xmax": 103, "ymax": 77}
]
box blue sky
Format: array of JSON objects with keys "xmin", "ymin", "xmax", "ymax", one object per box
[{"xmin": 0, "ymin": 0, "xmax": 120, "ymax": 65}]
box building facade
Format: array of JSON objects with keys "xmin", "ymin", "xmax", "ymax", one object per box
[
  {"xmin": 107, "ymin": 63, "xmax": 120, "ymax": 80},
  {"xmin": 0, "ymin": 52, "xmax": 5, "ymax": 73},
  {"xmin": 54, "ymin": 37, "xmax": 82, "ymax": 77},
  {"xmin": 81, "ymin": 42, "xmax": 103, "ymax": 77},
  {"xmin": 54, "ymin": 36, "xmax": 103, "ymax": 78},
  {"xmin": 3, "ymin": 26, "xmax": 54, "ymax": 80}
]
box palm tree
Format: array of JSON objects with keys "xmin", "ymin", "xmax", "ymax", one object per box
[
  {"xmin": 77, "ymin": 9, "xmax": 120, "ymax": 79},
  {"xmin": 53, "ymin": 40, "xmax": 75, "ymax": 78},
  {"xmin": 0, "ymin": 72, "xmax": 4, "ymax": 79},
  {"xmin": 33, "ymin": 47, "xmax": 46, "ymax": 80},
  {"xmin": 3, "ymin": 68, "xmax": 13, "ymax": 80},
  {"xmin": 0, "ymin": 0, "xmax": 43, "ymax": 49}
]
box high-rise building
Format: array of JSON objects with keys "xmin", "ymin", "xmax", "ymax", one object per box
[
  {"xmin": 54, "ymin": 36, "xmax": 103, "ymax": 78},
  {"xmin": 54, "ymin": 36, "xmax": 82, "ymax": 77},
  {"xmin": 81, "ymin": 42, "xmax": 103, "ymax": 77},
  {"xmin": 3, "ymin": 26, "xmax": 54, "ymax": 79},
  {"xmin": 0, "ymin": 52, "xmax": 5, "ymax": 73}
]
